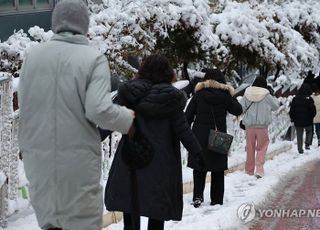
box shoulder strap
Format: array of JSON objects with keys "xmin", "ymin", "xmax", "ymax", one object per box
[
  {"xmin": 209, "ymin": 106, "xmax": 218, "ymax": 131},
  {"xmin": 243, "ymin": 102, "xmax": 254, "ymax": 115}
]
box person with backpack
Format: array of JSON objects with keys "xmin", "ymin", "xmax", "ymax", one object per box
[
  {"xmin": 105, "ymin": 54, "xmax": 203, "ymax": 230},
  {"xmin": 185, "ymin": 69, "xmax": 243, "ymax": 208},
  {"xmin": 240, "ymin": 77, "xmax": 279, "ymax": 178},
  {"xmin": 290, "ymin": 83, "xmax": 317, "ymax": 153}
]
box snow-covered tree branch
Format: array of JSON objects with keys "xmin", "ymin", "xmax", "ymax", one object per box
[{"xmin": 1, "ymin": 0, "xmax": 320, "ymax": 80}]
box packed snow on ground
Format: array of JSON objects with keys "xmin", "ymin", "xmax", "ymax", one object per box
[
  {"xmin": 5, "ymin": 138, "xmax": 320, "ymax": 230},
  {"xmin": 107, "ymin": 142, "xmax": 320, "ymax": 230}
]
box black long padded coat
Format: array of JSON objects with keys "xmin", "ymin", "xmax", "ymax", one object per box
[
  {"xmin": 185, "ymin": 80, "xmax": 243, "ymax": 172},
  {"xmin": 289, "ymin": 84, "xmax": 316, "ymax": 127},
  {"xmin": 105, "ymin": 79, "xmax": 202, "ymax": 221}
]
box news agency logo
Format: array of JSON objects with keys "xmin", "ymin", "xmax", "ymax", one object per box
[
  {"xmin": 237, "ymin": 203, "xmax": 320, "ymax": 223},
  {"xmin": 237, "ymin": 203, "xmax": 256, "ymax": 223}
]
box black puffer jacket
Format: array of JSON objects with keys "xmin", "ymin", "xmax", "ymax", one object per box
[
  {"xmin": 289, "ymin": 84, "xmax": 316, "ymax": 127},
  {"xmin": 105, "ymin": 79, "xmax": 202, "ymax": 221},
  {"xmin": 185, "ymin": 80, "xmax": 242, "ymax": 172}
]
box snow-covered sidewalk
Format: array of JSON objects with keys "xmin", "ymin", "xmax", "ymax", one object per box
[
  {"xmin": 106, "ymin": 144, "xmax": 320, "ymax": 230},
  {"xmin": 5, "ymin": 141, "xmax": 319, "ymax": 230}
]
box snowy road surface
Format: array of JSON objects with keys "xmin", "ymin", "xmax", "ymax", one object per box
[
  {"xmin": 250, "ymin": 160, "xmax": 320, "ymax": 230},
  {"xmin": 106, "ymin": 145, "xmax": 320, "ymax": 230}
]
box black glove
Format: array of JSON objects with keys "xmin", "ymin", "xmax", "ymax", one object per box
[{"xmin": 194, "ymin": 152, "xmax": 205, "ymax": 168}]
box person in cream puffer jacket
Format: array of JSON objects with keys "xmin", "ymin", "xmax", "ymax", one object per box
[
  {"xmin": 312, "ymin": 84, "xmax": 320, "ymax": 146},
  {"xmin": 240, "ymin": 77, "xmax": 279, "ymax": 178}
]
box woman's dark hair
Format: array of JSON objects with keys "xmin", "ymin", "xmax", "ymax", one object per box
[
  {"xmin": 203, "ymin": 68, "xmax": 226, "ymax": 84},
  {"xmin": 252, "ymin": 76, "xmax": 268, "ymax": 89},
  {"xmin": 137, "ymin": 54, "xmax": 174, "ymax": 84}
]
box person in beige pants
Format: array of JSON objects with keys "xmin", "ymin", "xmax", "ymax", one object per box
[{"xmin": 240, "ymin": 77, "xmax": 279, "ymax": 178}]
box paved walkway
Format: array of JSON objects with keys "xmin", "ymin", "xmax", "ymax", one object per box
[{"xmin": 250, "ymin": 160, "xmax": 320, "ymax": 230}]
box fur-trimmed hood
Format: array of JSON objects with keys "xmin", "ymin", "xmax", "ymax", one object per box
[
  {"xmin": 244, "ymin": 86, "xmax": 269, "ymax": 102},
  {"xmin": 194, "ymin": 80, "xmax": 235, "ymax": 96}
]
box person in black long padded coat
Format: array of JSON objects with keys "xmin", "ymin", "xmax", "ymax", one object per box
[
  {"xmin": 185, "ymin": 69, "xmax": 243, "ymax": 208},
  {"xmin": 289, "ymin": 83, "xmax": 316, "ymax": 153},
  {"xmin": 105, "ymin": 55, "xmax": 203, "ymax": 230}
]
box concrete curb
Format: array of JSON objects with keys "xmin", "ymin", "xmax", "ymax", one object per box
[{"xmin": 102, "ymin": 143, "xmax": 292, "ymax": 228}]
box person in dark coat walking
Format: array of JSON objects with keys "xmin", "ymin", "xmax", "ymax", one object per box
[
  {"xmin": 289, "ymin": 83, "xmax": 316, "ymax": 153},
  {"xmin": 303, "ymin": 71, "xmax": 316, "ymax": 85},
  {"xmin": 185, "ymin": 69, "xmax": 243, "ymax": 208},
  {"xmin": 105, "ymin": 55, "xmax": 202, "ymax": 230}
]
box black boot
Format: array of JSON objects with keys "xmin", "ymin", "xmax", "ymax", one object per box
[{"xmin": 193, "ymin": 198, "xmax": 202, "ymax": 208}]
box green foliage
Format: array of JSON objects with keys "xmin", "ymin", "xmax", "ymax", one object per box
[
  {"xmin": 155, "ymin": 24, "xmax": 206, "ymax": 68},
  {"xmin": 294, "ymin": 23, "xmax": 318, "ymax": 43}
]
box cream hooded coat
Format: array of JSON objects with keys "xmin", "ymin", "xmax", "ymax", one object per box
[
  {"xmin": 312, "ymin": 94, "xmax": 320, "ymax": 123},
  {"xmin": 18, "ymin": 33, "xmax": 133, "ymax": 230},
  {"xmin": 240, "ymin": 86, "xmax": 279, "ymax": 128}
]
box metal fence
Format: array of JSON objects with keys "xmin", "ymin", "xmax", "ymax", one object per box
[
  {"xmin": 0, "ymin": 74, "xmax": 19, "ymax": 228},
  {"xmin": 102, "ymin": 97, "xmax": 292, "ymax": 176}
]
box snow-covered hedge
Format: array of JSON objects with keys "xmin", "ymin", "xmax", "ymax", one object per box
[
  {"xmin": 88, "ymin": 0, "xmax": 222, "ymax": 75},
  {"xmin": 211, "ymin": 0, "xmax": 320, "ymax": 76},
  {"xmin": 1, "ymin": 0, "xmax": 320, "ymax": 78}
]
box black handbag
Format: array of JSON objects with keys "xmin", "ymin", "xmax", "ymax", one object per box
[
  {"xmin": 283, "ymin": 125, "xmax": 296, "ymax": 141},
  {"xmin": 122, "ymin": 116, "xmax": 154, "ymax": 170},
  {"xmin": 239, "ymin": 102, "xmax": 254, "ymax": 130},
  {"xmin": 239, "ymin": 120, "xmax": 246, "ymax": 130},
  {"xmin": 207, "ymin": 107, "xmax": 233, "ymax": 155},
  {"xmin": 121, "ymin": 116, "xmax": 154, "ymax": 230}
]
